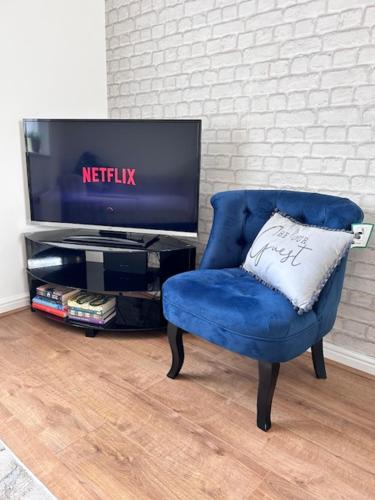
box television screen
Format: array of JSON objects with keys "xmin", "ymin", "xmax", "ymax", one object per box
[{"xmin": 24, "ymin": 119, "xmax": 201, "ymax": 236}]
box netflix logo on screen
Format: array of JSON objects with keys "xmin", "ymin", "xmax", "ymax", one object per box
[{"xmin": 82, "ymin": 166, "xmax": 136, "ymax": 185}]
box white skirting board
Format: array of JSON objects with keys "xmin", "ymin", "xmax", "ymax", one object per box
[
  {"xmin": 323, "ymin": 341, "xmax": 375, "ymax": 376},
  {"xmin": 0, "ymin": 293, "xmax": 29, "ymax": 315},
  {"xmin": 0, "ymin": 294, "xmax": 374, "ymax": 375}
]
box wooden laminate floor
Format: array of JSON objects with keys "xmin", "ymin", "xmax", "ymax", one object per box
[{"xmin": 0, "ymin": 310, "xmax": 374, "ymax": 499}]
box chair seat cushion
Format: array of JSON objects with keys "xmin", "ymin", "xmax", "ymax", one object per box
[{"xmin": 162, "ymin": 268, "xmax": 320, "ymax": 362}]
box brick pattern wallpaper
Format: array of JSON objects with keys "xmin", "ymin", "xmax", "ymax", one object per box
[{"xmin": 105, "ymin": 0, "xmax": 375, "ymax": 357}]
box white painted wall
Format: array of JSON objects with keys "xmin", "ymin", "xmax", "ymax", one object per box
[{"xmin": 0, "ymin": 0, "xmax": 108, "ymax": 313}]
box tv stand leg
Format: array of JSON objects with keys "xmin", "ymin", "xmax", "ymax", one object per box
[{"xmin": 85, "ymin": 328, "xmax": 97, "ymax": 338}]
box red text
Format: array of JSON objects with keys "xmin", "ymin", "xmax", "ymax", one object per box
[{"xmin": 82, "ymin": 166, "xmax": 136, "ymax": 185}]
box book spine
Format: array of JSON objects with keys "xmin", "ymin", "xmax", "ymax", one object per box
[
  {"xmin": 67, "ymin": 302, "xmax": 116, "ymax": 314},
  {"xmin": 68, "ymin": 313, "xmax": 115, "ymax": 325},
  {"xmin": 36, "ymin": 287, "xmax": 78, "ymax": 301},
  {"xmin": 37, "ymin": 290, "xmax": 53, "ymax": 299},
  {"xmin": 68, "ymin": 307, "xmax": 115, "ymax": 318},
  {"xmin": 37, "ymin": 292, "xmax": 79, "ymax": 305},
  {"xmin": 33, "ymin": 297, "xmax": 65, "ymax": 310},
  {"xmin": 69, "ymin": 311, "xmax": 107, "ymax": 320},
  {"xmin": 36, "ymin": 290, "xmax": 62, "ymax": 303},
  {"xmin": 32, "ymin": 302, "xmax": 67, "ymax": 318}
]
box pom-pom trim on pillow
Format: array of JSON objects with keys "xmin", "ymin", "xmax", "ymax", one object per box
[{"xmin": 241, "ymin": 210, "xmax": 354, "ymax": 314}]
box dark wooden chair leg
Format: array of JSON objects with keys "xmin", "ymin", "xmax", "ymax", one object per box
[
  {"xmin": 166, "ymin": 323, "xmax": 184, "ymax": 379},
  {"xmin": 257, "ymin": 361, "xmax": 280, "ymax": 432},
  {"xmin": 311, "ymin": 339, "xmax": 327, "ymax": 379}
]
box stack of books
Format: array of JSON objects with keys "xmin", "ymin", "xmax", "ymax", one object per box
[
  {"xmin": 67, "ymin": 292, "xmax": 116, "ymax": 326},
  {"xmin": 32, "ymin": 285, "xmax": 80, "ymax": 318}
]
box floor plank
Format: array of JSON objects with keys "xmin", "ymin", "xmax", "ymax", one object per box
[
  {"xmin": 146, "ymin": 377, "xmax": 375, "ymax": 498},
  {"xmin": 0, "ymin": 310, "xmax": 374, "ymax": 499},
  {"xmin": 249, "ymin": 471, "xmax": 318, "ymax": 500},
  {"xmin": 0, "ymin": 416, "xmax": 100, "ymax": 499}
]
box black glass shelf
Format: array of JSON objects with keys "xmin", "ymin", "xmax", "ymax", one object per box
[
  {"xmin": 27, "ymin": 265, "xmax": 156, "ymax": 293},
  {"xmin": 25, "ymin": 229, "xmax": 196, "ymax": 337}
]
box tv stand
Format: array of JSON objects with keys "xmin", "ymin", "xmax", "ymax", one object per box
[
  {"xmin": 63, "ymin": 230, "xmax": 158, "ymax": 248},
  {"xmin": 25, "ymin": 229, "xmax": 196, "ymax": 337}
]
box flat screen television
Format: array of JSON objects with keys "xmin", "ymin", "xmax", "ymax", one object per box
[{"xmin": 24, "ymin": 119, "xmax": 201, "ymax": 238}]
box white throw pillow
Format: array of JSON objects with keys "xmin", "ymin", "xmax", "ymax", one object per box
[{"xmin": 242, "ymin": 211, "xmax": 354, "ymax": 313}]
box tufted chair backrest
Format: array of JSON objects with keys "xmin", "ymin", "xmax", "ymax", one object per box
[{"xmin": 200, "ymin": 190, "xmax": 363, "ymax": 270}]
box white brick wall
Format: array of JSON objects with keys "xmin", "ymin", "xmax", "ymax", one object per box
[{"xmin": 106, "ymin": 0, "xmax": 375, "ymax": 357}]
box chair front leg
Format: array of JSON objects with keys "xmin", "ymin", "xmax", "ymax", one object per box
[
  {"xmin": 311, "ymin": 339, "xmax": 327, "ymax": 379},
  {"xmin": 257, "ymin": 361, "xmax": 280, "ymax": 432},
  {"xmin": 166, "ymin": 322, "xmax": 184, "ymax": 379}
]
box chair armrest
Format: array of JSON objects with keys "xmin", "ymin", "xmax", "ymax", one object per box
[{"xmin": 200, "ymin": 191, "xmax": 247, "ymax": 269}]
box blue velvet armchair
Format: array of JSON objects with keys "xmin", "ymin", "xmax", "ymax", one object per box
[{"xmin": 162, "ymin": 190, "xmax": 363, "ymax": 431}]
